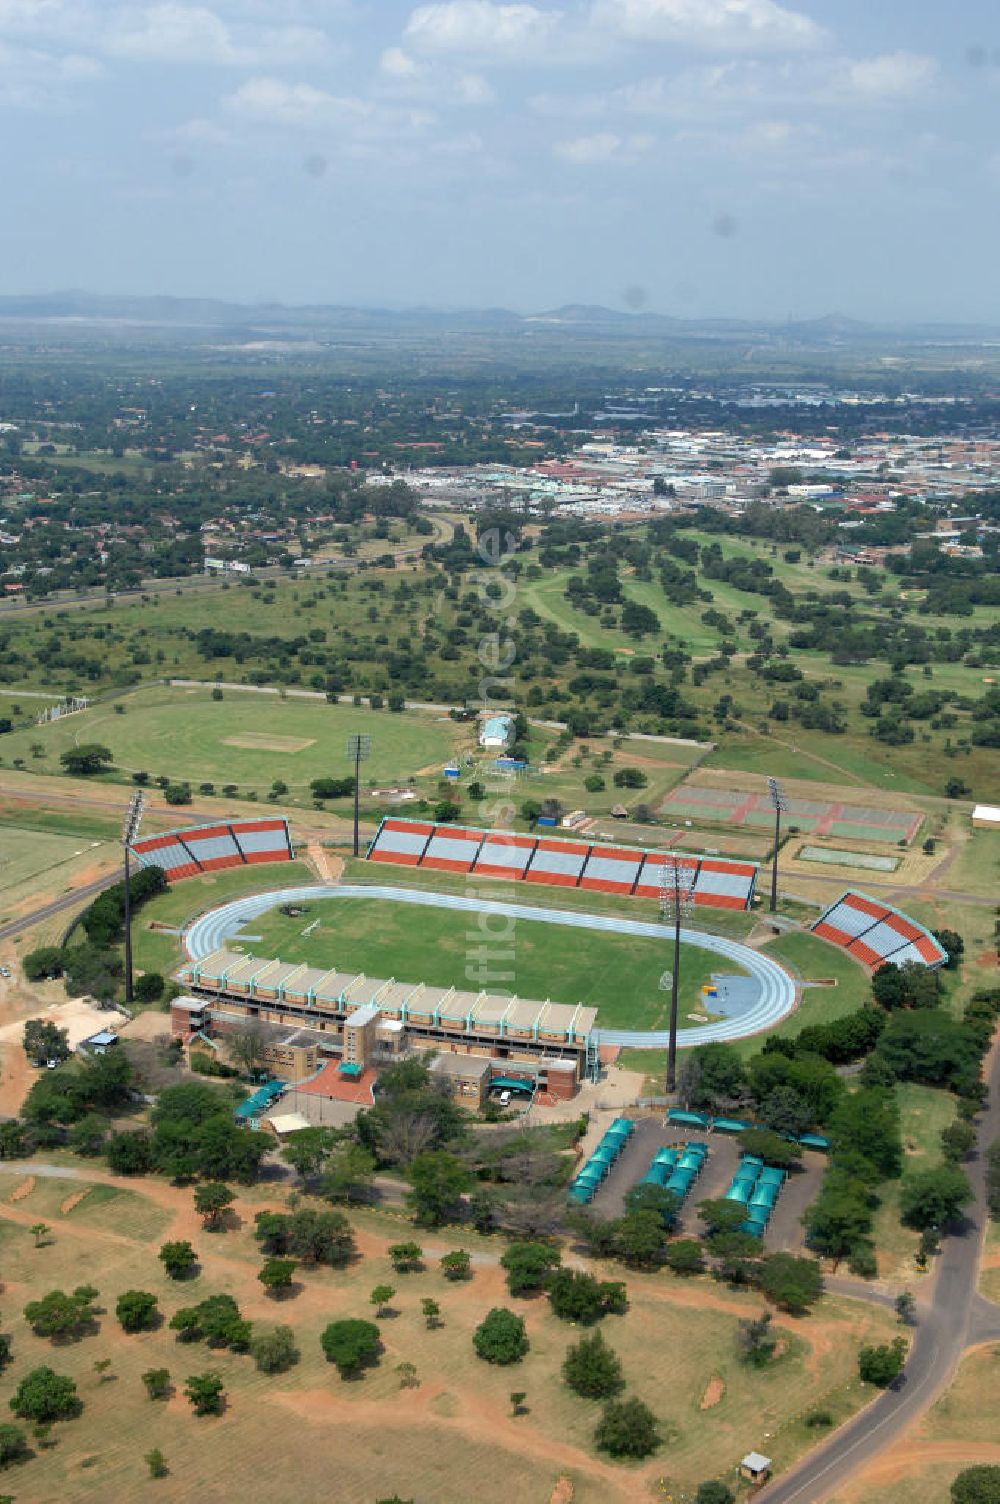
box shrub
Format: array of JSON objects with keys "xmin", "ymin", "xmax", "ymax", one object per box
[
  {"xmin": 500, "ymin": 1241, "xmax": 560, "ymax": 1297},
  {"xmin": 320, "ymin": 1319, "xmax": 381, "ymax": 1378},
  {"xmin": 562, "ymin": 1330, "xmax": 624, "ymax": 1398},
  {"xmin": 249, "ymin": 1325, "xmax": 299, "ymax": 1374},
  {"xmin": 159, "ymin": 1241, "xmax": 197, "ymax": 1279},
  {"xmin": 473, "ymin": 1308, "xmax": 528, "ymax": 1366},
  {"xmin": 141, "ymin": 1368, "xmax": 171, "ymax": 1400},
  {"xmin": 116, "ymin": 1290, "xmax": 159, "ymax": 1333},
  {"xmin": 9, "ymin": 1366, "xmax": 79, "ymax": 1423},
  {"xmin": 594, "ymin": 1396, "xmax": 660, "ymax": 1459},
  {"xmin": 858, "ymin": 1337, "xmax": 907, "ymax": 1387},
  {"xmin": 547, "ymin": 1269, "xmax": 627, "ymax": 1324},
  {"xmin": 0, "ymin": 1423, "xmax": 28, "ymax": 1468},
  {"xmin": 664, "ymin": 1239, "xmax": 706, "ymax": 1276},
  {"xmin": 951, "ymin": 1466, "xmax": 1000, "ymax": 1504}
]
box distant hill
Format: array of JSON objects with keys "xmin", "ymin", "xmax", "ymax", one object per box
[{"xmin": 0, "ymin": 291, "xmax": 997, "ymax": 346}]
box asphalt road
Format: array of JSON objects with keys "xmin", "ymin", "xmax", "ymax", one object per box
[
  {"xmin": 760, "ymin": 1035, "xmax": 1000, "ymax": 1503},
  {"xmin": 0, "ymin": 869, "xmax": 123, "ymax": 943}
]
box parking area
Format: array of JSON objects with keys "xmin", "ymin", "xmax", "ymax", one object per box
[{"xmin": 586, "ymin": 1114, "xmax": 824, "ymax": 1252}]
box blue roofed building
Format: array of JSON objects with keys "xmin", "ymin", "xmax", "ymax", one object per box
[{"xmin": 480, "ymin": 712, "xmax": 515, "ymax": 749}]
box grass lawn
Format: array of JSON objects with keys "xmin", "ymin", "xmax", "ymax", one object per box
[
  {"xmin": 871, "ymin": 1083, "xmax": 958, "ymax": 1282},
  {"xmin": 0, "ymin": 823, "xmax": 109, "ymax": 898},
  {"xmin": 243, "ymin": 894, "xmax": 743, "ymax": 1030},
  {"xmin": 0, "ymin": 1166, "xmax": 898, "ymax": 1504},
  {"xmin": 131, "ymin": 860, "xmax": 317, "ymax": 976},
  {"xmin": 0, "ymin": 684, "xmax": 461, "ymax": 796}
]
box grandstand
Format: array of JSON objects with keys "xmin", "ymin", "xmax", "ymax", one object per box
[
  {"xmin": 366, "ymin": 818, "xmax": 759, "ymax": 912},
  {"xmin": 812, "ymin": 891, "xmax": 947, "ymax": 970},
  {"xmin": 131, "ymin": 818, "xmax": 293, "ymax": 883}
]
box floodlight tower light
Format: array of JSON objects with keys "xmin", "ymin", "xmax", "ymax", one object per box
[
  {"xmin": 660, "ymin": 854, "xmax": 696, "ymax": 1095},
  {"xmin": 767, "ymin": 776, "xmax": 788, "ymax": 916},
  {"xmin": 347, "ymin": 734, "xmax": 373, "ymax": 857},
  {"xmin": 121, "ymin": 790, "xmax": 144, "ymax": 1005}
]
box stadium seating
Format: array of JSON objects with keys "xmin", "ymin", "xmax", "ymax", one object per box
[
  {"xmin": 812, "ymin": 891, "xmax": 946, "ymax": 970},
  {"xmin": 366, "ymin": 818, "xmax": 760, "ymax": 912},
  {"xmin": 131, "ymin": 818, "xmax": 292, "ymax": 883}
]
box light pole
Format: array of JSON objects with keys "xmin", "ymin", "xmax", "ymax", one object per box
[
  {"xmin": 660, "ymin": 854, "xmax": 696, "ymax": 1095},
  {"xmin": 121, "ymin": 790, "xmax": 145, "ymax": 1005},
  {"xmin": 346, "ymin": 734, "xmax": 372, "ymax": 857},
  {"xmin": 767, "ymin": 776, "xmax": 787, "ymax": 916}
]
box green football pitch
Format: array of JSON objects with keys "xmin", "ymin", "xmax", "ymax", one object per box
[{"xmin": 240, "ymin": 895, "xmax": 744, "ymax": 1031}]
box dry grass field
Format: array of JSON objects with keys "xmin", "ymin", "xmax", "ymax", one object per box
[{"xmin": 0, "ymin": 1164, "xmax": 898, "ymax": 1504}]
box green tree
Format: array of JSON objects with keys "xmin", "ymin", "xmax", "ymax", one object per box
[
  {"xmin": 736, "ymin": 1313, "xmax": 777, "ymax": 1368},
  {"xmin": 900, "ymin": 1166, "xmax": 974, "ymax": 1231},
  {"xmin": 20, "ymin": 948, "xmax": 65, "ymax": 983},
  {"xmin": 440, "ymin": 1249, "xmax": 472, "ymax": 1281},
  {"xmin": 258, "ymin": 1258, "xmax": 297, "ymax": 1297},
  {"xmin": 594, "ymin": 1396, "xmax": 660, "ymax": 1459},
  {"xmin": 159, "ymin": 1241, "xmax": 197, "ymax": 1279},
  {"xmin": 116, "ymin": 1290, "xmax": 159, "ymax": 1333},
  {"xmin": 23, "ymin": 1287, "xmax": 98, "ymax": 1340},
  {"xmin": 473, "ymin": 1308, "xmax": 528, "ymax": 1365},
  {"xmin": 60, "ymin": 744, "xmax": 113, "ymax": 777},
  {"xmin": 281, "ymin": 1126, "xmax": 337, "ymax": 1181},
  {"xmin": 141, "ymin": 1368, "xmax": 171, "ymax": 1400},
  {"xmin": 858, "ymin": 1337, "xmax": 907, "ymax": 1386},
  {"xmin": 253, "ymin": 1208, "xmax": 355, "ymax": 1267},
  {"xmin": 22, "ymin": 1019, "xmax": 70, "ymax": 1066},
  {"xmin": 547, "ymin": 1269, "xmax": 627, "ymax": 1324},
  {"xmin": 500, "ymin": 1241, "xmax": 561, "ymax": 1296},
  {"xmin": 145, "ymin": 1447, "xmax": 167, "ymax": 1478},
  {"xmin": 406, "ymin": 1151, "xmax": 472, "ymax": 1226},
  {"xmin": 757, "ymin": 1254, "xmax": 824, "ymax": 1316},
  {"xmin": 9, "ymin": 1366, "xmax": 79, "ymax": 1423},
  {"xmin": 320, "ymin": 1319, "xmax": 381, "ymax": 1378},
  {"xmin": 249, "ymin": 1325, "xmax": 299, "ymax": 1375},
  {"xmin": 613, "ymin": 1210, "xmax": 665, "ymax": 1268},
  {"xmin": 0, "ymin": 1424, "xmax": 28, "ymax": 1468},
  {"xmin": 664, "ymin": 1239, "xmax": 706, "ymax": 1276},
  {"xmin": 421, "ymin": 1298, "xmax": 442, "ymax": 1329},
  {"xmin": 318, "ymin": 1142, "xmax": 376, "ymax": 1204},
  {"xmin": 135, "ymin": 971, "xmax": 165, "ymax": 1002},
  {"xmin": 69, "ymin": 1113, "xmax": 107, "ymax": 1157},
  {"xmin": 369, "ymin": 1284, "xmax": 396, "ymax": 1318},
  {"xmin": 388, "ymin": 1241, "xmax": 423, "ymax": 1273},
  {"xmin": 562, "ymin": 1329, "xmax": 624, "ymax": 1398},
  {"xmin": 193, "ymin": 1182, "xmax": 234, "ymax": 1230},
  {"xmin": 184, "ymin": 1372, "xmax": 225, "ymax": 1415},
  {"xmin": 895, "ymin": 1291, "xmax": 917, "ymax": 1325},
  {"xmin": 951, "ymin": 1466, "xmax": 1000, "ymax": 1504}
]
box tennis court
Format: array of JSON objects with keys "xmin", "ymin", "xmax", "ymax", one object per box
[{"xmin": 660, "ymin": 783, "xmax": 921, "ymax": 844}]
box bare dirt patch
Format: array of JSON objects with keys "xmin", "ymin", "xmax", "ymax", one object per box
[
  {"xmin": 221, "ymin": 733, "xmax": 315, "ymax": 753},
  {"xmin": 700, "ymin": 1375, "xmax": 725, "ymax": 1409},
  {"xmin": 61, "ymin": 1186, "xmax": 93, "ymax": 1215},
  {"xmin": 9, "ymin": 1175, "xmax": 35, "ymax": 1202},
  {"xmin": 549, "ymin": 1476, "xmax": 574, "ymax": 1504}
]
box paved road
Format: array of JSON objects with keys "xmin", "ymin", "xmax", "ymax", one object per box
[
  {"xmin": 760, "ymin": 1036, "xmax": 1000, "ymax": 1503},
  {"xmin": 0, "ymin": 869, "xmax": 123, "ymax": 943},
  {"xmin": 182, "ymin": 881, "xmax": 799, "ymax": 1046}
]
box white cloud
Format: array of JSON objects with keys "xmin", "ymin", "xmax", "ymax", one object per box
[
  {"xmin": 842, "ymin": 51, "xmax": 937, "ymax": 100},
  {"xmin": 554, "ymin": 129, "xmax": 651, "ymax": 162},
  {"xmin": 405, "ymin": 1, "xmax": 559, "ymax": 59},
  {"xmin": 0, "ymin": 37, "xmax": 101, "ymax": 106},
  {"xmin": 100, "ymin": 5, "xmax": 327, "ymax": 66},
  {"xmin": 223, "ymin": 76, "xmax": 369, "ymax": 127},
  {"xmin": 589, "ymin": 0, "xmax": 825, "ymax": 53},
  {"xmin": 456, "ymin": 70, "xmax": 495, "ymax": 103},
  {"xmin": 380, "ymin": 45, "xmax": 422, "ymax": 79}
]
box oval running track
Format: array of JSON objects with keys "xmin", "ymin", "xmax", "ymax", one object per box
[{"xmin": 183, "ymin": 883, "xmax": 798, "ymax": 1048}]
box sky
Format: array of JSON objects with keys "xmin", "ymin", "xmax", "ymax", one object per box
[{"xmin": 1, "ymin": 0, "xmax": 999, "ymax": 322}]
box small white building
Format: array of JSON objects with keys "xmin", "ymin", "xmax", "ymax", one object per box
[
  {"xmin": 480, "ymin": 713, "xmax": 515, "ymax": 750},
  {"xmin": 972, "ymin": 805, "xmax": 1000, "ymax": 830}
]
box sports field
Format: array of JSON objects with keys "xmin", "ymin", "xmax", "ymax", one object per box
[
  {"xmin": 661, "ymin": 780, "xmax": 921, "ymax": 844},
  {"xmin": 0, "ymin": 685, "xmax": 461, "ymax": 796},
  {"xmin": 0, "ymin": 1166, "xmax": 898, "ymax": 1504},
  {"xmin": 241, "ymin": 895, "xmax": 742, "ymax": 1030}
]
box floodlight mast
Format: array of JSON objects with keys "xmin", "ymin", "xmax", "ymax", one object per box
[
  {"xmin": 767, "ymin": 776, "xmax": 788, "ymax": 916},
  {"xmin": 121, "ymin": 791, "xmax": 144, "ymax": 1005},
  {"xmin": 661, "ymin": 854, "xmax": 696, "ymax": 1095},
  {"xmin": 347, "ymin": 734, "xmax": 373, "ymax": 857}
]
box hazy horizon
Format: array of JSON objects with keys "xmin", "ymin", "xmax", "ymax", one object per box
[{"xmin": 2, "ymin": 0, "xmax": 999, "ymax": 325}]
